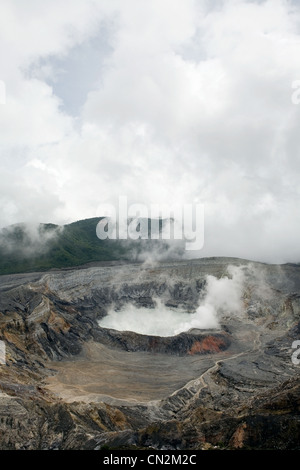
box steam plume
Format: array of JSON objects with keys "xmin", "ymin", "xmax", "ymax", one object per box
[{"xmin": 99, "ymin": 265, "xmax": 246, "ymax": 336}]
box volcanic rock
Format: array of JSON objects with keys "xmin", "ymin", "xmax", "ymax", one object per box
[{"xmin": 0, "ymin": 257, "xmax": 299, "ymax": 450}]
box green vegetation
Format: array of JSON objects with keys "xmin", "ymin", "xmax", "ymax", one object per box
[
  {"xmin": 0, "ymin": 218, "xmax": 129, "ymax": 275},
  {"xmin": 0, "ymin": 217, "xmax": 178, "ymax": 275}
]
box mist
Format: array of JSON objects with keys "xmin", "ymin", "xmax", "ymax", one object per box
[
  {"xmin": 99, "ymin": 265, "xmax": 246, "ymax": 336},
  {"xmin": 0, "ymin": 222, "xmax": 63, "ymax": 258},
  {"xmin": 133, "ymin": 239, "xmax": 186, "ymax": 266}
]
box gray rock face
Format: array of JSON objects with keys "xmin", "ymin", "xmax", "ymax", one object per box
[{"xmin": 0, "ymin": 257, "xmax": 299, "ymax": 449}]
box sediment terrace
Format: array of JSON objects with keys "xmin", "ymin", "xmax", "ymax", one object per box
[
  {"xmin": 44, "ymin": 341, "xmax": 220, "ymax": 404},
  {"xmin": 0, "ymin": 257, "xmax": 299, "ymax": 449}
]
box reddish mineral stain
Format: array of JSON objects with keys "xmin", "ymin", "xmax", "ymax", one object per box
[{"xmin": 188, "ymin": 336, "xmax": 226, "ymax": 355}]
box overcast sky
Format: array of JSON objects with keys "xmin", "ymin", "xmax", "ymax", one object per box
[{"xmin": 1, "ymin": 0, "xmax": 300, "ymax": 263}]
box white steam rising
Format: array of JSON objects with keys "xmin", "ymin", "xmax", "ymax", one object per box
[
  {"xmin": 174, "ymin": 265, "xmax": 245, "ymax": 334},
  {"xmin": 99, "ymin": 265, "xmax": 246, "ymax": 336}
]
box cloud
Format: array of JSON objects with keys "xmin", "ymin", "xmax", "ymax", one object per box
[{"xmin": 1, "ymin": 0, "xmax": 300, "ymax": 263}]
